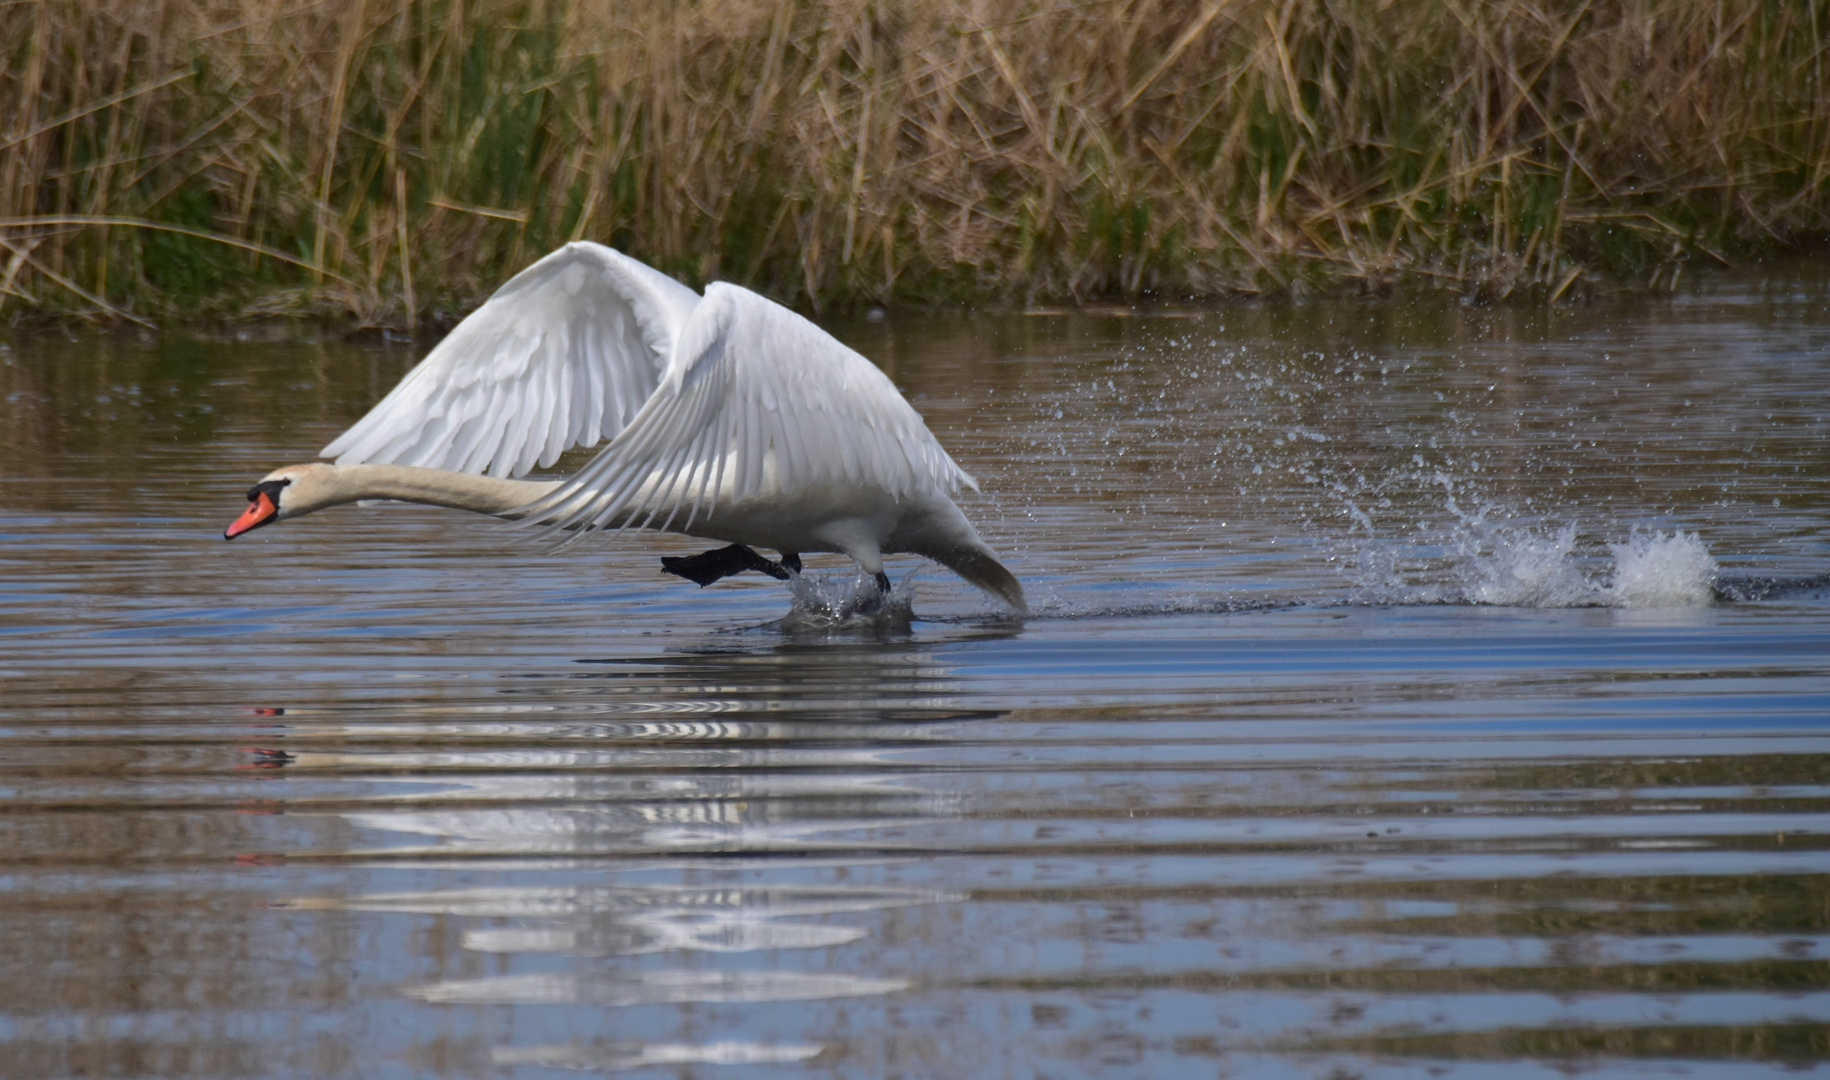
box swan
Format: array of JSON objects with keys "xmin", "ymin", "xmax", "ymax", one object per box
[{"xmin": 224, "ymin": 242, "xmax": 1025, "ymax": 612}]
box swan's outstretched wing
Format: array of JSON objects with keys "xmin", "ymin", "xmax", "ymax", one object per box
[
  {"xmin": 520, "ymin": 283, "xmax": 975, "ymax": 535},
  {"xmin": 321, "ymin": 242, "xmax": 701, "ymax": 479}
]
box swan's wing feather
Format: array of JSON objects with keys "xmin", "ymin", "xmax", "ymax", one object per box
[
  {"xmin": 321, "ymin": 242, "xmax": 701, "ymax": 479},
  {"xmin": 522, "ymin": 283, "xmax": 974, "ymax": 535}
]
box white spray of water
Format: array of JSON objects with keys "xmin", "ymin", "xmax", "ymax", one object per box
[
  {"xmin": 1451, "ymin": 524, "xmax": 1716, "ymax": 607},
  {"xmin": 1606, "ymin": 529, "xmax": 1717, "ymax": 607},
  {"xmin": 1350, "ymin": 483, "xmax": 1717, "ymax": 608},
  {"xmin": 1456, "ymin": 521, "xmax": 1593, "ymax": 606},
  {"xmin": 779, "ymin": 570, "xmax": 915, "ymax": 631}
]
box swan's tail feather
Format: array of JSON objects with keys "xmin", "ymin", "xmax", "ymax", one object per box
[{"xmin": 925, "ymin": 545, "xmax": 1026, "ymax": 614}]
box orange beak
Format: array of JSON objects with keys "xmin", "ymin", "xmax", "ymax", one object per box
[{"xmin": 224, "ymin": 491, "xmax": 278, "ymax": 539}]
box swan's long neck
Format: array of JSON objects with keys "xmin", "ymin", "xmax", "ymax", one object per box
[{"xmin": 308, "ymin": 464, "xmax": 561, "ymax": 517}]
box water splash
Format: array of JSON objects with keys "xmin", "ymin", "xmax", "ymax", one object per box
[
  {"xmin": 1351, "ymin": 496, "xmax": 1717, "ymax": 608},
  {"xmin": 1454, "ymin": 521, "xmax": 1594, "ymax": 607},
  {"xmin": 1608, "ymin": 529, "xmax": 1718, "ymax": 607},
  {"xmin": 779, "ymin": 570, "xmax": 916, "ymax": 632}
]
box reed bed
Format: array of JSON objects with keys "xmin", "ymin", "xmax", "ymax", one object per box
[{"xmin": 1, "ymin": 0, "xmax": 1826, "ymax": 323}]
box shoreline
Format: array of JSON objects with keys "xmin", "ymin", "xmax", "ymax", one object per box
[{"xmin": 5, "ymin": 252, "xmax": 1829, "ymax": 341}]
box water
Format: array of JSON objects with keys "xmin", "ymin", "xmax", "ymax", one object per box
[{"xmin": 3, "ymin": 270, "xmax": 1828, "ymax": 1078}]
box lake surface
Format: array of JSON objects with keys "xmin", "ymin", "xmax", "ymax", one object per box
[{"xmin": 2, "ymin": 272, "xmax": 1828, "ymax": 1078}]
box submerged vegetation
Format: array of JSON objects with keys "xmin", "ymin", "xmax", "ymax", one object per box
[{"xmin": 1, "ymin": 0, "xmax": 1827, "ymax": 323}]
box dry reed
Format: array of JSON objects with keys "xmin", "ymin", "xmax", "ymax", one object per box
[{"xmin": 1, "ymin": 0, "xmax": 1826, "ymax": 323}]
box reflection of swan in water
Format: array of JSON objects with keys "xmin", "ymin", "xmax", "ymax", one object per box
[
  {"xmin": 279, "ymin": 770, "xmax": 959, "ymax": 1008},
  {"xmin": 294, "ymin": 882, "xmax": 956, "ymax": 957},
  {"xmin": 224, "ymin": 242, "xmax": 1024, "ymax": 611},
  {"xmin": 326, "ymin": 769, "xmax": 950, "ymax": 859},
  {"xmin": 495, "ymin": 1041, "xmax": 823, "ymax": 1070},
  {"xmin": 241, "ymin": 642, "xmax": 1004, "ymax": 873},
  {"xmin": 285, "ymin": 876, "xmax": 953, "ymax": 1011},
  {"xmin": 250, "ymin": 643, "xmax": 994, "ymax": 856},
  {"xmin": 262, "ymin": 639, "xmax": 978, "ymax": 1023},
  {"xmin": 412, "ymin": 969, "xmax": 910, "ymax": 1007},
  {"xmin": 280, "ymin": 782, "xmax": 954, "ymax": 1008},
  {"xmin": 249, "ymin": 636, "xmax": 1004, "ymax": 743}
]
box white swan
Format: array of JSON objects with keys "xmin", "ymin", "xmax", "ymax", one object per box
[{"xmin": 224, "ymin": 242, "xmax": 1025, "ymax": 612}]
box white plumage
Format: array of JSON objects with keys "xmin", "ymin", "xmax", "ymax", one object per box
[
  {"xmin": 282, "ymin": 242, "xmax": 1024, "ymax": 610},
  {"xmin": 322, "ymin": 244, "xmax": 699, "ymax": 479}
]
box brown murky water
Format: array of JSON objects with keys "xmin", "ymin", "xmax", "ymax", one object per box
[{"xmin": 3, "ymin": 270, "xmax": 1829, "ymax": 1078}]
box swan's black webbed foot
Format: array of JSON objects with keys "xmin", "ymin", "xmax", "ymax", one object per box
[
  {"xmin": 781, "ymin": 553, "xmax": 802, "ymax": 574},
  {"xmin": 661, "ymin": 544, "xmax": 792, "ymax": 587},
  {"xmin": 874, "ymin": 571, "xmax": 892, "ymax": 595}
]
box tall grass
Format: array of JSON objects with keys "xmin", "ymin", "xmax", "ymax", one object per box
[{"xmin": 1, "ymin": 0, "xmax": 1826, "ymax": 323}]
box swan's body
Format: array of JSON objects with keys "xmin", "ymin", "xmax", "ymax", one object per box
[{"xmin": 226, "ymin": 243, "xmax": 1024, "ymax": 611}]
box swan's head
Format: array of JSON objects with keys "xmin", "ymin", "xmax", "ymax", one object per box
[{"xmin": 223, "ymin": 462, "xmax": 340, "ymax": 539}]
